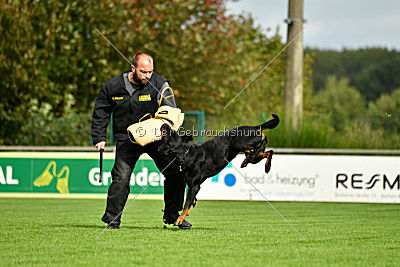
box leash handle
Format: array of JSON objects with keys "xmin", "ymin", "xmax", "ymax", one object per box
[{"xmin": 99, "ymin": 148, "xmax": 104, "ymax": 183}]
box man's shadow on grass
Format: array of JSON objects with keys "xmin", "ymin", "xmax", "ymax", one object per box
[{"xmin": 50, "ymin": 223, "xmax": 218, "ymax": 231}]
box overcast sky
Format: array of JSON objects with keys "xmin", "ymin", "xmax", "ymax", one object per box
[{"xmin": 226, "ymin": 0, "xmax": 400, "ymax": 50}]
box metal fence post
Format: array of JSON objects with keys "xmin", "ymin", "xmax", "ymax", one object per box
[{"xmin": 198, "ymin": 110, "xmax": 205, "ymax": 142}]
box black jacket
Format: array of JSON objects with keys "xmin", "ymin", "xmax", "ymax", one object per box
[{"xmin": 91, "ymin": 71, "xmax": 176, "ymax": 145}]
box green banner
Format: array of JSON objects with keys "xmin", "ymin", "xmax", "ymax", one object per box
[{"xmin": 0, "ymin": 152, "xmax": 164, "ymax": 194}]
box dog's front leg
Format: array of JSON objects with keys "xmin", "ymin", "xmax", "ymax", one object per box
[{"xmin": 174, "ymin": 184, "xmax": 200, "ymax": 226}]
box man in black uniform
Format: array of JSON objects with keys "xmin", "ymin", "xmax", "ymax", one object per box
[{"xmin": 91, "ymin": 52, "xmax": 191, "ymax": 229}]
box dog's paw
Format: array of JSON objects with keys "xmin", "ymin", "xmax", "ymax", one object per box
[
  {"xmin": 265, "ymin": 162, "xmax": 272, "ymax": 173},
  {"xmin": 241, "ymin": 159, "xmax": 248, "ymax": 168},
  {"xmin": 264, "ymin": 150, "xmax": 273, "ymax": 173}
]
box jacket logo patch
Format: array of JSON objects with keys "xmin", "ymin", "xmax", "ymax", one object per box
[
  {"xmin": 112, "ymin": 96, "xmax": 124, "ymax": 100},
  {"xmin": 139, "ymin": 94, "xmax": 151, "ymax": 101}
]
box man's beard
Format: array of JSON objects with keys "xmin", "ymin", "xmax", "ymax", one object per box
[{"xmin": 133, "ymin": 71, "xmax": 148, "ymax": 84}]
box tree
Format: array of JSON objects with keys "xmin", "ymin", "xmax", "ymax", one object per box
[
  {"xmin": 316, "ymin": 76, "xmax": 366, "ymax": 130},
  {"xmin": 0, "ymin": 0, "xmax": 124, "ymax": 144},
  {"xmin": 307, "ymin": 48, "xmax": 400, "ymax": 102},
  {"xmin": 368, "ymin": 88, "xmax": 400, "ymax": 132},
  {"xmin": 0, "ymin": 0, "xmax": 312, "ymax": 145}
]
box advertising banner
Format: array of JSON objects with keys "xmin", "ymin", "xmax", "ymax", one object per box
[
  {"xmin": 1, "ymin": 152, "xmax": 399, "ymax": 203},
  {"xmin": 0, "ymin": 152, "xmax": 164, "ymax": 195},
  {"xmin": 198, "ymin": 154, "xmax": 400, "ymax": 203}
]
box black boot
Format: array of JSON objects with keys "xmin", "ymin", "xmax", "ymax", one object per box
[{"xmin": 163, "ymin": 213, "xmax": 192, "ymax": 229}]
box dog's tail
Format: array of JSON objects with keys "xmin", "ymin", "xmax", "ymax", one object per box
[{"xmin": 258, "ymin": 114, "xmax": 280, "ymax": 130}]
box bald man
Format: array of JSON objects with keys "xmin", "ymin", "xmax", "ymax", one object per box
[{"xmin": 91, "ymin": 52, "xmax": 191, "ymax": 229}]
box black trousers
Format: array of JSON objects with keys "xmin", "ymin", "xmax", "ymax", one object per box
[{"xmin": 102, "ymin": 139, "xmax": 185, "ymax": 225}]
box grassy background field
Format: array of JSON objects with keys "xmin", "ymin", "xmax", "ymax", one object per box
[{"xmin": 0, "ymin": 198, "xmax": 399, "ymax": 266}]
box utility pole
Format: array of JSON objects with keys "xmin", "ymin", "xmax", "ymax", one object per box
[{"xmin": 284, "ymin": 0, "xmax": 304, "ymax": 130}]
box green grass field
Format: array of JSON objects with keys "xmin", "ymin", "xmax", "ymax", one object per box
[{"xmin": 0, "ymin": 198, "xmax": 399, "ymax": 266}]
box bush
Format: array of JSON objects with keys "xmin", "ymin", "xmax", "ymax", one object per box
[
  {"xmin": 316, "ymin": 76, "xmax": 366, "ymax": 130},
  {"xmin": 9, "ymin": 95, "xmax": 92, "ymax": 146},
  {"xmin": 368, "ymin": 88, "xmax": 400, "ymax": 133},
  {"xmin": 266, "ymin": 115, "xmax": 400, "ymax": 149}
]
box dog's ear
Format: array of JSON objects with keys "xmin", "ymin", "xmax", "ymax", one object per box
[
  {"xmin": 158, "ymin": 124, "xmax": 171, "ymax": 154},
  {"xmin": 161, "ymin": 123, "xmax": 172, "ymax": 136},
  {"xmin": 182, "ymin": 134, "xmax": 193, "ymax": 143},
  {"xmin": 162, "ymin": 143, "xmax": 174, "ymax": 156},
  {"xmin": 158, "ymin": 136, "xmax": 174, "ymax": 155}
]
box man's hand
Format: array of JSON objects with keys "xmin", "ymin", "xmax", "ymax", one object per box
[{"xmin": 95, "ymin": 141, "xmax": 106, "ymax": 152}]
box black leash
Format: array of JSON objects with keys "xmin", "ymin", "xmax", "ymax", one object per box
[{"xmin": 99, "ymin": 148, "xmax": 104, "ymax": 183}]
